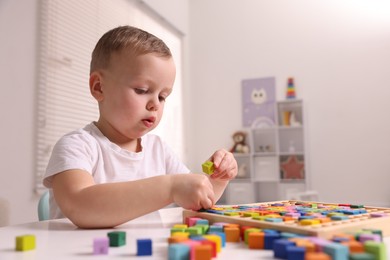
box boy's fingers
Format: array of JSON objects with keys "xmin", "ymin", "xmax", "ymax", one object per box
[{"xmin": 210, "ymin": 149, "xmax": 229, "ymax": 168}]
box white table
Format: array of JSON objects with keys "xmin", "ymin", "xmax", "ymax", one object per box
[{"xmin": 0, "ymin": 207, "xmax": 389, "ymax": 259}]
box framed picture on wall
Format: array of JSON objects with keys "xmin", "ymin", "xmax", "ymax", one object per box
[{"xmin": 242, "ymin": 77, "xmax": 276, "ymax": 128}]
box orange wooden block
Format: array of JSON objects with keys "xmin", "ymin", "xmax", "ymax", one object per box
[
  {"xmin": 318, "ymin": 217, "xmax": 332, "ymax": 223},
  {"xmin": 341, "ymin": 240, "xmax": 365, "ymax": 253},
  {"xmin": 305, "ymin": 252, "xmax": 331, "ymax": 260},
  {"xmin": 283, "ymin": 216, "xmax": 294, "ymax": 222},
  {"xmin": 224, "ymin": 227, "xmax": 240, "ymax": 242},
  {"xmin": 168, "ymin": 236, "xmax": 189, "ymax": 244},
  {"xmin": 248, "ymin": 232, "xmax": 264, "ymax": 249},
  {"xmin": 223, "ymin": 223, "xmax": 240, "ymax": 229},
  {"xmin": 294, "ymin": 240, "xmax": 315, "ymax": 252},
  {"xmin": 305, "ymin": 252, "xmax": 332, "ymax": 260},
  {"xmin": 193, "ymin": 245, "xmax": 212, "ymax": 260},
  {"xmin": 201, "ymin": 240, "xmax": 217, "ymax": 258}
]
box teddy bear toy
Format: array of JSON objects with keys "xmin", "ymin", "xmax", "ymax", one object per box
[{"xmin": 229, "ymin": 131, "xmax": 250, "ymax": 153}]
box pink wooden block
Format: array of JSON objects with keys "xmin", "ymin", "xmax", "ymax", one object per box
[
  {"xmin": 93, "ymin": 237, "xmax": 109, "ymax": 255},
  {"xmin": 187, "ymin": 217, "xmax": 203, "ymax": 227}
]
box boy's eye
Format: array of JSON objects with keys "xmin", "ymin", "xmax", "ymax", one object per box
[
  {"xmin": 134, "ymin": 88, "xmax": 147, "ymax": 94},
  {"xmin": 159, "ymin": 96, "xmax": 167, "ymax": 102}
]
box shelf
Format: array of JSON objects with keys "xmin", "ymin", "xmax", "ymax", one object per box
[
  {"xmin": 253, "ymin": 152, "xmax": 277, "ymax": 157},
  {"xmin": 232, "ymin": 153, "xmax": 251, "ymax": 158},
  {"xmin": 279, "ymin": 152, "xmax": 304, "ymax": 156},
  {"xmin": 230, "ymin": 98, "xmax": 307, "ymax": 202},
  {"xmin": 278, "ymin": 126, "xmax": 303, "ymax": 130}
]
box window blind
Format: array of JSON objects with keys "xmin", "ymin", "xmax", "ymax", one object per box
[{"xmin": 36, "ymin": 0, "xmax": 184, "ymax": 191}]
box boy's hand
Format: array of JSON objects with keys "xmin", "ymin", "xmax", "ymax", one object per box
[
  {"xmin": 208, "ymin": 149, "xmax": 238, "ymax": 181},
  {"xmin": 171, "ymin": 174, "xmax": 215, "ymax": 210}
]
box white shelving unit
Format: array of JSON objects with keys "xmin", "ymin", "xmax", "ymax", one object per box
[{"xmin": 222, "ymin": 99, "xmax": 308, "ymax": 204}]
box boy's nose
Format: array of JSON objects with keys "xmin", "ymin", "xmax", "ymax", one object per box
[{"xmin": 146, "ymin": 98, "xmax": 159, "ymax": 111}]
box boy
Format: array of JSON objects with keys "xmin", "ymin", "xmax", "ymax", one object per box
[{"xmin": 43, "ymin": 26, "xmax": 237, "ymax": 228}]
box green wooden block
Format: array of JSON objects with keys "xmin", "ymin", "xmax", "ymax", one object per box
[
  {"xmin": 193, "ymin": 224, "xmax": 209, "ymax": 234},
  {"xmin": 202, "ymin": 161, "xmax": 215, "ymax": 175},
  {"xmin": 185, "ymin": 226, "xmax": 203, "ymax": 235},
  {"xmin": 107, "ymin": 231, "xmax": 126, "ymax": 247},
  {"xmin": 364, "ymin": 241, "xmax": 387, "ymax": 260},
  {"xmin": 349, "ymin": 252, "xmax": 375, "ymax": 260},
  {"xmin": 170, "ymin": 227, "xmax": 186, "ymax": 234},
  {"xmin": 16, "ymin": 234, "xmax": 36, "ymax": 251}
]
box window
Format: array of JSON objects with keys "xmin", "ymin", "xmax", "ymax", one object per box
[{"xmin": 35, "ymin": 0, "xmax": 184, "ymax": 191}]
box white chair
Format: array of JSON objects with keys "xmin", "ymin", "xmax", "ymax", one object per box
[{"xmin": 38, "ymin": 191, "xmax": 50, "ymax": 221}]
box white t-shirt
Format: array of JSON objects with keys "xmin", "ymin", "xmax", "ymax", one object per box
[{"xmin": 43, "ymin": 122, "xmax": 190, "ymax": 219}]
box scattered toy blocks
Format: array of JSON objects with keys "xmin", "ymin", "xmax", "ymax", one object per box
[{"xmin": 15, "ymin": 234, "xmax": 36, "ymax": 251}]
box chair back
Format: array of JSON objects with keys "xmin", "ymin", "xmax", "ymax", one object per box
[{"xmin": 38, "ymin": 191, "xmax": 50, "ymax": 221}]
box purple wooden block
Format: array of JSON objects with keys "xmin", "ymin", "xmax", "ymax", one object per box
[
  {"xmin": 308, "ymin": 237, "xmax": 331, "ymax": 251},
  {"xmin": 359, "ymin": 234, "xmax": 381, "ymax": 243},
  {"xmin": 285, "ymin": 212, "xmax": 301, "ymax": 218},
  {"xmin": 370, "ymin": 212, "xmax": 388, "ymax": 218},
  {"xmin": 212, "ymin": 222, "xmax": 228, "ymax": 227},
  {"xmin": 93, "ymin": 237, "xmax": 109, "ymax": 255}
]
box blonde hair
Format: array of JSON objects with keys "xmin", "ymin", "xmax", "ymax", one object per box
[{"xmin": 90, "ymin": 25, "xmax": 172, "ymax": 74}]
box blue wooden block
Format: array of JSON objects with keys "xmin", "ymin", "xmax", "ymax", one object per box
[
  {"xmin": 209, "ymin": 225, "xmax": 224, "ymax": 233},
  {"xmin": 323, "ymin": 242, "xmax": 349, "ymax": 260},
  {"xmin": 281, "ymin": 232, "xmax": 302, "ymax": 239},
  {"xmin": 189, "ymin": 235, "xmax": 205, "ymax": 241},
  {"xmin": 287, "ymin": 246, "xmax": 305, "ymax": 260},
  {"xmin": 137, "ymin": 239, "xmax": 152, "ymax": 256},
  {"xmin": 264, "ymin": 232, "xmax": 281, "ymax": 250},
  {"xmin": 196, "ymin": 219, "xmax": 209, "ymax": 225},
  {"xmin": 273, "ymin": 239, "xmax": 296, "ymax": 259},
  {"xmin": 265, "ymin": 217, "xmax": 284, "ymax": 223},
  {"xmin": 168, "ymin": 243, "xmax": 190, "ymax": 260},
  {"xmin": 331, "ymin": 215, "xmax": 349, "ymax": 221}
]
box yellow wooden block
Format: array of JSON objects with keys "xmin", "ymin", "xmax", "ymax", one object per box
[
  {"xmin": 299, "ymin": 219, "xmax": 321, "ymax": 226},
  {"xmin": 171, "ymin": 232, "xmax": 190, "ymax": 238},
  {"xmin": 242, "ymin": 212, "xmax": 260, "ymax": 218},
  {"xmin": 173, "ymin": 224, "xmax": 188, "ymax": 229},
  {"xmin": 252, "ymin": 215, "xmax": 267, "ymax": 221},
  {"xmin": 203, "ymin": 234, "xmax": 221, "ymax": 253},
  {"xmin": 202, "ymin": 161, "xmax": 215, "ymax": 175},
  {"xmin": 16, "ymin": 235, "xmax": 36, "ymax": 251}
]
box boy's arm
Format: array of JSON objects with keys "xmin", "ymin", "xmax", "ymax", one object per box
[{"xmin": 51, "ymin": 169, "xmax": 215, "ymax": 228}]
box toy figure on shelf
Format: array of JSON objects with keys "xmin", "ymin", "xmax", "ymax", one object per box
[
  {"xmin": 286, "ymin": 77, "xmax": 296, "ymax": 99},
  {"xmin": 229, "ymin": 131, "xmax": 250, "ymax": 154}
]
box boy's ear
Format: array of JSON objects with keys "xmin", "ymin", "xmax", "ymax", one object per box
[{"xmin": 89, "ymin": 72, "xmax": 104, "ymax": 102}]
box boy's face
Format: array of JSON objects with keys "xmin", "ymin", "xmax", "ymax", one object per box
[{"xmin": 91, "ymin": 50, "xmax": 176, "ymax": 149}]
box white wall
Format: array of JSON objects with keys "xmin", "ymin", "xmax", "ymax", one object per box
[
  {"xmin": 187, "ymin": 0, "xmax": 390, "ymax": 206},
  {"xmin": 0, "ymin": 0, "xmax": 39, "ymax": 224},
  {"xmin": 1, "ymin": 0, "xmax": 390, "ymax": 225}
]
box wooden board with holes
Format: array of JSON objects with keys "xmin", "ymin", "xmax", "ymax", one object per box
[{"xmin": 182, "ymin": 200, "xmax": 390, "ymax": 239}]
